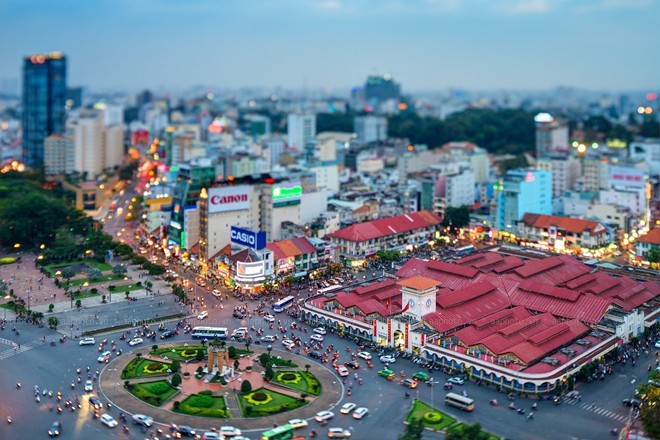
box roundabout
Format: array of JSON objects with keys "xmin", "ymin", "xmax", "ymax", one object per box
[{"xmin": 99, "ymin": 340, "xmax": 343, "ymax": 431}]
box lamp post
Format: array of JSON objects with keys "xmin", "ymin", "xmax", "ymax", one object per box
[{"xmin": 625, "ymin": 377, "xmax": 637, "ymax": 434}]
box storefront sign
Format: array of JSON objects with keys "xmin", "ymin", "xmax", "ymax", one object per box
[
  {"xmin": 272, "ymin": 183, "xmax": 302, "ymax": 203},
  {"xmin": 387, "ymin": 318, "xmax": 391, "ymax": 343},
  {"xmin": 405, "ymin": 323, "xmax": 409, "ymax": 350},
  {"xmin": 230, "ymin": 226, "xmax": 266, "ymax": 250},
  {"xmin": 208, "ymin": 186, "xmax": 250, "ymax": 213}
]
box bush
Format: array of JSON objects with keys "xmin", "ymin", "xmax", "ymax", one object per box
[
  {"xmin": 196, "ymin": 366, "xmax": 204, "ymax": 374},
  {"xmin": 145, "ymin": 363, "xmax": 166, "ymax": 373},
  {"xmin": 227, "ymin": 346, "xmax": 237, "ymax": 358},
  {"xmin": 199, "ymin": 390, "xmax": 213, "ymax": 396},
  {"xmin": 423, "ymin": 412, "xmax": 442, "ymax": 423},
  {"xmin": 148, "ymin": 382, "xmax": 172, "ymax": 395},
  {"xmin": 182, "ymin": 349, "xmax": 197, "ymax": 357},
  {"xmin": 281, "ymin": 373, "xmax": 297, "ymax": 381},
  {"xmin": 241, "ymin": 380, "xmax": 252, "ymax": 393},
  {"xmin": 173, "ymin": 401, "xmax": 180, "ymax": 410},
  {"xmin": 171, "ymin": 360, "xmax": 181, "ymax": 372},
  {"xmin": 171, "ymin": 373, "xmax": 182, "ymax": 387},
  {"xmin": 265, "ymin": 366, "xmax": 274, "ymax": 381},
  {"xmin": 251, "ymin": 392, "xmax": 268, "ymax": 402},
  {"xmin": 195, "ymin": 350, "xmax": 204, "ymax": 361}
]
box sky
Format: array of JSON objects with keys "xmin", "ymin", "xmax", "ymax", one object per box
[{"xmin": 0, "ymin": 0, "xmax": 659, "ymax": 93}]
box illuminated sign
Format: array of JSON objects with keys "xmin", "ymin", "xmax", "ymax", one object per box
[
  {"xmin": 272, "ymin": 182, "xmax": 302, "ymax": 206},
  {"xmin": 207, "ymin": 186, "xmax": 250, "ymax": 213},
  {"xmin": 609, "ymin": 166, "xmax": 645, "ymax": 189},
  {"xmin": 236, "ymin": 261, "xmax": 265, "ymax": 279},
  {"xmin": 606, "ymin": 139, "xmax": 628, "ymax": 149},
  {"xmin": 230, "ymin": 226, "xmax": 266, "ymax": 250}
]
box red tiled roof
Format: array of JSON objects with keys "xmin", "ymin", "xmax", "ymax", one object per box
[
  {"xmin": 509, "ymin": 255, "xmax": 593, "ymax": 285},
  {"xmin": 352, "ymin": 205, "xmax": 370, "ymax": 215},
  {"xmin": 521, "ymin": 213, "xmax": 607, "ymax": 235},
  {"xmin": 267, "ymin": 237, "xmax": 317, "ymax": 260},
  {"xmin": 638, "ymin": 228, "xmax": 660, "ymax": 245},
  {"xmin": 397, "ymin": 276, "xmax": 441, "ymax": 291},
  {"xmin": 189, "ymin": 242, "xmax": 200, "ymax": 254},
  {"xmin": 328, "ymin": 210, "xmax": 441, "ymax": 242}
]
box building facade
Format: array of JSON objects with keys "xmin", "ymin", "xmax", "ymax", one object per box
[{"xmin": 496, "ymin": 169, "xmax": 552, "ymax": 235}]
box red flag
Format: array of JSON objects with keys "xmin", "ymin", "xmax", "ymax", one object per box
[
  {"xmin": 385, "ymin": 298, "xmax": 390, "ymax": 308},
  {"xmin": 401, "ymin": 302, "xmax": 410, "ymax": 314}
]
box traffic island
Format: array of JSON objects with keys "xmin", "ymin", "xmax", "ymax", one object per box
[
  {"xmin": 238, "ymin": 388, "xmax": 308, "ymax": 417},
  {"xmin": 405, "ymin": 399, "xmax": 456, "ymax": 432}
]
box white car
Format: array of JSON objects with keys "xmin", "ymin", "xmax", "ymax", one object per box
[
  {"xmin": 202, "ymin": 433, "xmax": 221, "ymax": 440},
  {"xmin": 655, "ymin": 341, "xmax": 660, "ymax": 349},
  {"xmin": 379, "ymin": 355, "xmax": 396, "ymax": 363},
  {"xmin": 447, "ymin": 377, "xmax": 465, "ymax": 385},
  {"xmin": 79, "ymin": 337, "xmax": 95, "ymax": 346},
  {"xmin": 264, "ymin": 314, "xmax": 275, "ymax": 323},
  {"xmin": 314, "ymin": 410, "xmax": 335, "ymax": 422},
  {"xmin": 357, "ymin": 351, "xmax": 372, "ymax": 360},
  {"xmin": 132, "ymin": 414, "xmax": 153, "ymax": 427},
  {"xmin": 340, "ymin": 402, "xmax": 357, "ymax": 414},
  {"xmin": 128, "ymin": 338, "xmax": 143, "ymax": 346},
  {"xmin": 288, "ymin": 418, "xmax": 308, "ymax": 429},
  {"xmin": 310, "ymin": 334, "xmax": 324, "ymax": 342},
  {"xmin": 336, "ymin": 366, "xmax": 349, "ymax": 377},
  {"xmin": 328, "ymin": 428, "xmax": 351, "ymax": 438},
  {"xmin": 197, "ymin": 311, "xmax": 209, "ymax": 320},
  {"xmin": 352, "ymin": 407, "xmax": 369, "ymax": 419},
  {"xmin": 97, "ymin": 351, "xmax": 112, "ymax": 363},
  {"xmin": 313, "ymin": 327, "xmax": 327, "ymax": 335},
  {"xmin": 84, "ymin": 380, "xmax": 94, "ymax": 392},
  {"xmin": 219, "ymin": 426, "xmax": 241, "ymax": 437},
  {"xmin": 100, "ymin": 414, "xmax": 118, "ymax": 428},
  {"xmin": 260, "ymin": 335, "xmax": 277, "ymax": 343},
  {"xmin": 282, "ymin": 339, "xmax": 295, "ymax": 348}
]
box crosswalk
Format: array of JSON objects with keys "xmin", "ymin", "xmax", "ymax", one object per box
[
  {"xmin": 0, "ymin": 341, "xmax": 39, "ymax": 361},
  {"xmin": 561, "ymin": 396, "xmax": 629, "ymax": 422}
]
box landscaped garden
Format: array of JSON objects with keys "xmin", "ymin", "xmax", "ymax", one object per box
[
  {"xmin": 270, "ymin": 370, "xmax": 322, "ymax": 396},
  {"xmin": 121, "ymin": 357, "xmax": 172, "ymax": 379},
  {"xmin": 446, "ymin": 423, "xmax": 500, "ymax": 440},
  {"xmin": 45, "ymin": 260, "xmax": 113, "ymax": 276},
  {"xmin": 0, "ymin": 257, "xmax": 18, "ymax": 265},
  {"xmin": 125, "ymin": 380, "xmax": 178, "ymax": 406},
  {"xmin": 151, "ymin": 345, "xmax": 207, "ymax": 361},
  {"xmin": 173, "ymin": 391, "xmax": 230, "ymax": 418},
  {"xmin": 405, "ymin": 399, "xmax": 456, "ymax": 432},
  {"xmin": 238, "ymin": 387, "xmax": 308, "ymax": 417}
]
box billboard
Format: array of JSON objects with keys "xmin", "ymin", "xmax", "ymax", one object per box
[
  {"xmin": 272, "ymin": 182, "xmax": 302, "ymax": 205},
  {"xmin": 208, "ymin": 186, "xmax": 250, "ymax": 213},
  {"xmin": 236, "ymin": 261, "xmax": 265, "ymax": 280},
  {"xmin": 609, "ymin": 166, "xmax": 645, "ymax": 189},
  {"xmin": 230, "ymin": 226, "xmax": 266, "ymax": 250}
]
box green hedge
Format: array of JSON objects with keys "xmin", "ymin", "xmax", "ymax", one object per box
[
  {"xmin": 126, "ymin": 380, "xmax": 178, "ymax": 406},
  {"xmin": 174, "ymin": 394, "xmax": 229, "ymax": 418}
]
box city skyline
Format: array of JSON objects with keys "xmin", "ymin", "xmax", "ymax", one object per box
[{"xmin": 0, "ymin": 0, "xmax": 658, "ymax": 93}]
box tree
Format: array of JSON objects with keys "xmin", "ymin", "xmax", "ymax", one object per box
[
  {"xmin": 375, "ymin": 250, "xmax": 400, "ymax": 262},
  {"xmin": 265, "ymin": 366, "xmax": 275, "ymax": 381},
  {"xmin": 441, "ymin": 205, "xmax": 471, "ymax": 230},
  {"xmin": 647, "ymin": 247, "xmax": 660, "ymax": 264},
  {"xmin": 125, "ymin": 290, "xmax": 130, "ymax": 299},
  {"xmin": 86, "ymin": 268, "xmax": 102, "ymax": 280},
  {"xmin": 112, "ymin": 264, "xmax": 127, "ymax": 276},
  {"xmin": 47, "ymin": 316, "xmax": 59, "ymax": 329},
  {"xmin": 445, "ymin": 422, "xmax": 491, "ymax": 440},
  {"xmin": 397, "ymin": 417, "xmax": 424, "ymax": 440},
  {"xmin": 195, "ymin": 350, "xmax": 204, "ymax": 362},
  {"xmin": 171, "ymin": 360, "xmax": 181, "ymax": 373},
  {"xmin": 48, "ymin": 303, "xmax": 55, "ymax": 313},
  {"xmin": 75, "ymin": 299, "xmax": 82, "ymax": 309},
  {"xmin": 61, "ymin": 267, "xmax": 76, "ymax": 282},
  {"xmin": 305, "ymin": 364, "xmax": 311, "ymax": 373},
  {"xmin": 638, "ymin": 372, "xmax": 660, "ymax": 439},
  {"xmin": 145, "ymin": 280, "xmax": 153, "ymax": 294},
  {"xmin": 171, "ymin": 373, "xmax": 182, "ymax": 387},
  {"xmin": 240, "ymin": 379, "xmax": 252, "ymax": 393}
]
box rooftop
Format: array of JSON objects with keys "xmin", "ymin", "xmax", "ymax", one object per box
[
  {"xmin": 520, "ymin": 213, "xmax": 607, "ymax": 235},
  {"xmin": 396, "ymin": 276, "xmax": 441, "ymax": 291},
  {"xmin": 638, "ymin": 228, "xmax": 660, "ymax": 245},
  {"xmin": 328, "ymin": 210, "xmax": 441, "ymax": 242}
]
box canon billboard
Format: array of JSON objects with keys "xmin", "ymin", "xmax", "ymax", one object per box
[{"xmin": 207, "ymin": 186, "xmax": 250, "ymax": 214}]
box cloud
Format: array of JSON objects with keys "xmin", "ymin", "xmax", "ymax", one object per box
[
  {"xmin": 316, "ymin": 0, "xmax": 342, "ymax": 10},
  {"xmin": 495, "ymin": 0, "xmax": 551, "ymax": 15}
]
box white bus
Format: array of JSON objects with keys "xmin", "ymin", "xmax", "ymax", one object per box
[
  {"xmin": 444, "ymin": 392, "xmax": 475, "ymax": 411},
  {"xmin": 318, "ymin": 285, "xmax": 343, "ymax": 296},
  {"xmin": 272, "ymin": 296, "xmax": 295, "ymax": 313},
  {"xmin": 191, "ymin": 326, "xmax": 228, "ymax": 340}
]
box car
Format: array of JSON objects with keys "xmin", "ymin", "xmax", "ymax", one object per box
[
  {"xmin": 97, "ymin": 351, "xmax": 112, "ymax": 363},
  {"xmin": 623, "ymin": 398, "xmax": 642, "ymax": 408},
  {"xmin": 161, "ymin": 330, "xmax": 176, "ymax": 339},
  {"xmin": 344, "ymin": 361, "xmax": 360, "ymax": 370},
  {"xmin": 447, "ymin": 377, "xmax": 464, "ymax": 385},
  {"xmin": 379, "ymin": 355, "xmax": 396, "ymax": 363},
  {"xmin": 197, "ymin": 311, "xmax": 209, "ymax": 320},
  {"xmin": 100, "ymin": 414, "xmax": 118, "ymax": 428},
  {"xmin": 233, "ymin": 311, "xmax": 244, "ymax": 319},
  {"xmin": 340, "ymin": 402, "xmax": 357, "ymax": 414},
  {"xmin": 48, "ymin": 420, "xmax": 62, "ymax": 437},
  {"xmin": 132, "ymin": 414, "xmax": 153, "ymax": 427},
  {"xmin": 232, "ymin": 329, "xmax": 247, "ymax": 339},
  {"xmin": 309, "ymin": 350, "xmax": 323, "ymax": 359},
  {"xmin": 413, "ymin": 372, "xmax": 430, "ymax": 381},
  {"xmin": 288, "ymin": 418, "xmax": 308, "ymax": 429},
  {"xmin": 315, "ymin": 410, "xmax": 335, "ymax": 422},
  {"xmin": 328, "ymin": 427, "xmax": 351, "ymax": 438},
  {"xmin": 655, "ymin": 341, "xmax": 660, "ymax": 349},
  {"xmin": 352, "ymin": 407, "xmax": 369, "ymax": 419},
  {"xmin": 310, "ymin": 334, "xmax": 324, "ymax": 342},
  {"xmin": 402, "ymin": 378, "xmax": 418, "ymax": 388},
  {"xmin": 128, "ymin": 338, "xmax": 144, "ymax": 346},
  {"xmin": 79, "ymin": 337, "xmax": 95, "ymax": 346},
  {"xmin": 89, "ymin": 396, "xmax": 103, "ymax": 409},
  {"xmin": 260, "ymin": 335, "xmax": 277, "ymax": 343},
  {"xmin": 282, "ymin": 339, "xmax": 295, "ymax": 348},
  {"xmin": 357, "ymin": 351, "xmax": 372, "ymax": 360},
  {"xmin": 219, "ymin": 426, "xmax": 241, "ymax": 437},
  {"xmin": 378, "ymin": 369, "xmax": 394, "ymax": 379},
  {"xmin": 201, "ymin": 433, "xmax": 221, "ymax": 440},
  {"xmin": 84, "ymin": 380, "xmax": 93, "ymax": 392},
  {"xmin": 313, "ymin": 327, "xmax": 327, "ymax": 335},
  {"xmin": 264, "ymin": 314, "xmax": 275, "ymax": 323},
  {"xmin": 175, "ymin": 425, "xmax": 197, "ymax": 437},
  {"xmin": 336, "ymin": 366, "xmax": 349, "ymax": 377},
  {"xmin": 211, "ymin": 289, "xmax": 222, "ymax": 298}
]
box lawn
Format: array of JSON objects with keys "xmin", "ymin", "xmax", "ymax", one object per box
[
  {"xmin": 405, "ymin": 399, "xmax": 456, "ymax": 432},
  {"xmin": 121, "ymin": 357, "xmax": 172, "ymax": 379},
  {"xmin": 270, "ymin": 370, "xmax": 322, "ymax": 396},
  {"xmin": 108, "ymin": 283, "xmax": 143, "ymax": 292},
  {"xmin": 151, "ymin": 346, "xmax": 207, "ymax": 361},
  {"xmin": 45, "ymin": 260, "xmax": 113, "ymax": 275},
  {"xmin": 126, "ymin": 380, "xmax": 178, "ymax": 407},
  {"xmin": 238, "ymin": 387, "xmax": 307, "ymax": 418},
  {"xmin": 0, "ymin": 257, "xmax": 18, "ymax": 265},
  {"xmin": 447, "ymin": 423, "xmax": 500, "ymax": 440},
  {"xmin": 174, "ymin": 393, "xmax": 229, "ymax": 418},
  {"xmin": 64, "ymin": 273, "xmax": 126, "ymax": 287}
]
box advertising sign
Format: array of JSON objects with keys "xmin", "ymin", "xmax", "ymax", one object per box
[
  {"xmin": 208, "ymin": 186, "xmax": 250, "ymax": 213},
  {"xmin": 609, "ymin": 166, "xmax": 645, "ymax": 189},
  {"xmin": 230, "ymin": 226, "xmax": 266, "ymax": 250},
  {"xmin": 272, "ymin": 182, "xmax": 302, "ymax": 205},
  {"xmin": 236, "ymin": 261, "xmax": 265, "ymax": 279}
]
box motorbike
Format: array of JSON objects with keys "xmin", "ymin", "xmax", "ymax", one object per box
[
  {"xmin": 490, "ymin": 399, "xmax": 499, "ymax": 406},
  {"xmin": 532, "ymin": 403, "xmax": 538, "ymax": 410},
  {"xmin": 16, "ymin": 382, "xmax": 21, "ymax": 389},
  {"xmin": 517, "ymin": 408, "xmax": 525, "ymax": 415},
  {"xmin": 123, "ymin": 425, "xmax": 130, "ymax": 433},
  {"xmin": 509, "ymin": 403, "xmax": 516, "ymax": 410},
  {"xmin": 7, "ymin": 416, "xmax": 12, "ymax": 424},
  {"xmin": 50, "ymin": 341, "xmax": 56, "ymax": 346},
  {"xmin": 527, "ymin": 412, "xmax": 534, "ymax": 420}
]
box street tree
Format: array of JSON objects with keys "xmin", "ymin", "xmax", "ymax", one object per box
[
  {"xmin": 445, "ymin": 422, "xmax": 491, "ymax": 440},
  {"xmin": 61, "ymin": 267, "xmax": 76, "ymax": 282},
  {"xmin": 48, "ymin": 316, "xmax": 59, "ymax": 329},
  {"xmin": 441, "ymin": 205, "xmax": 471, "ymax": 230},
  {"xmin": 86, "ymin": 268, "xmax": 102, "ymax": 280},
  {"xmin": 397, "ymin": 417, "xmax": 424, "ymax": 440},
  {"xmin": 112, "ymin": 264, "xmax": 128, "ymax": 276}
]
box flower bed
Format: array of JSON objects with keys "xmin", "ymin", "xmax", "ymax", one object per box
[
  {"xmin": 270, "ymin": 370, "xmax": 321, "ymax": 396},
  {"xmin": 150, "ymin": 346, "xmax": 207, "ymax": 361},
  {"xmin": 0, "ymin": 257, "xmax": 18, "ymax": 265},
  {"xmin": 238, "ymin": 388, "xmax": 307, "ymax": 418},
  {"xmin": 121, "ymin": 358, "xmax": 171, "ymax": 379},
  {"xmin": 125, "ymin": 380, "xmax": 178, "ymax": 406},
  {"xmin": 174, "ymin": 394, "xmax": 229, "ymax": 418},
  {"xmin": 405, "ymin": 399, "xmax": 456, "ymax": 431}
]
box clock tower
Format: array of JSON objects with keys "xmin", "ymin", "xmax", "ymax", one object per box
[{"xmin": 397, "ymin": 275, "xmax": 439, "ymax": 321}]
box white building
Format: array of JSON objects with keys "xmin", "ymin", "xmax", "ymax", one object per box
[
  {"xmin": 537, "ymin": 153, "xmax": 581, "ymax": 198},
  {"xmin": 68, "ymin": 110, "xmax": 105, "ymax": 179},
  {"xmin": 441, "ymin": 142, "xmax": 490, "ymax": 184},
  {"xmin": 600, "ymin": 187, "xmax": 647, "ymax": 215},
  {"xmin": 43, "ymin": 134, "xmax": 74, "ymax": 175},
  {"xmin": 354, "ymin": 115, "xmax": 387, "ymax": 143},
  {"xmin": 629, "ymin": 138, "xmax": 660, "ymax": 176},
  {"xmin": 287, "ymin": 113, "xmax": 316, "ymax": 158},
  {"xmin": 535, "ymin": 113, "xmax": 569, "ymax": 157},
  {"xmin": 310, "ymin": 163, "xmax": 339, "ymax": 193}
]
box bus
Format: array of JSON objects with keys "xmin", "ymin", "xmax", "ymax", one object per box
[
  {"xmin": 318, "ymin": 284, "xmax": 343, "ymax": 296},
  {"xmin": 444, "ymin": 392, "xmax": 475, "ymax": 411},
  {"xmin": 190, "ymin": 326, "xmax": 228, "ymax": 340},
  {"xmin": 261, "ymin": 424, "xmax": 295, "ymax": 440},
  {"xmin": 455, "ymin": 245, "xmax": 475, "ymax": 257},
  {"xmin": 272, "ymin": 296, "xmax": 295, "ymax": 313}
]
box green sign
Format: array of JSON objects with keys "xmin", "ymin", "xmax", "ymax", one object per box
[{"xmin": 272, "ymin": 185, "xmax": 302, "ymax": 202}]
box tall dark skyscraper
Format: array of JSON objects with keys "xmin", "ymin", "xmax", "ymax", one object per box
[{"xmin": 22, "ymin": 52, "xmax": 67, "ymax": 168}]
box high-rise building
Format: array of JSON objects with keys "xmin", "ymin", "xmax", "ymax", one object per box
[
  {"xmin": 535, "ymin": 113, "xmax": 569, "ymax": 158},
  {"xmin": 537, "ymin": 152, "xmax": 581, "ymax": 198},
  {"xmin": 287, "ymin": 113, "xmax": 316, "ymax": 162},
  {"xmin": 495, "ymin": 169, "xmax": 552, "ymax": 234},
  {"xmin": 22, "ymin": 52, "xmax": 67, "ymax": 168},
  {"xmin": 364, "ymin": 74, "xmax": 401, "ymax": 104},
  {"xmin": 43, "ymin": 134, "xmax": 74, "ymax": 176},
  {"xmin": 354, "ymin": 115, "xmax": 387, "ymax": 143}
]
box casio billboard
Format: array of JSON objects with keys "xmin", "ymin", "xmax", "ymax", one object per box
[
  {"xmin": 230, "ymin": 226, "xmax": 266, "ymax": 250},
  {"xmin": 207, "ymin": 186, "xmax": 250, "ymax": 214}
]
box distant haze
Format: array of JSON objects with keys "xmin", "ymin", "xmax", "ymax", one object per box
[{"xmin": 1, "ymin": 0, "xmax": 658, "ymax": 92}]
